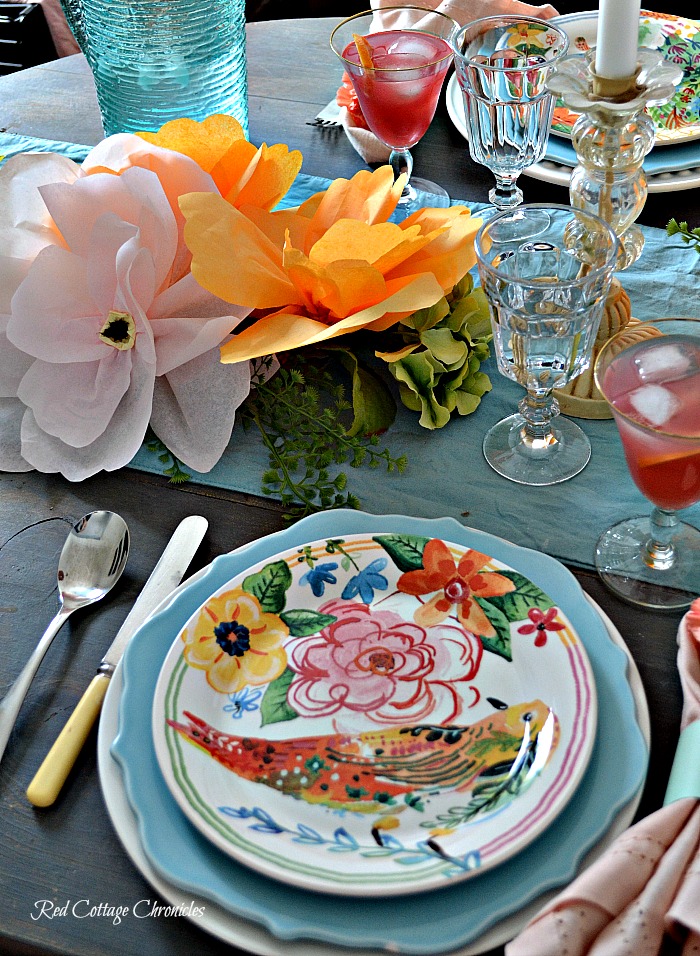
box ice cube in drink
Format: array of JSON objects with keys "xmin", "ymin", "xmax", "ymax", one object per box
[
  {"xmin": 635, "ymin": 342, "xmax": 695, "ymax": 383},
  {"xmin": 627, "ymin": 383, "xmax": 681, "ymax": 428}
]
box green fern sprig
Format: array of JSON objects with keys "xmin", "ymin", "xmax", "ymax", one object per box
[
  {"xmin": 243, "ymin": 356, "xmax": 407, "ymax": 520},
  {"xmin": 667, "ymin": 218, "xmax": 700, "ymax": 254},
  {"xmin": 144, "ymin": 435, "xmax": 192, "ymax": 484}
]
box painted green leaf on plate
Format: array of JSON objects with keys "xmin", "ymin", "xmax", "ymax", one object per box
[
  {"xmin": 260, "ymin": 666, "xmax": 298, "ymax": 726},
  {"xmin": 280, "ymin": 609, "xmax": 337, "ymax": 637},
  {"xmin": 476, "ymin": 571, "xmax": 556, "ymax": 661},
  {"xmin": 485, "ymin": 571, "xmax": 555, "ymax": 622},
  {"xmin": 243, "ymin": 559, "xmax": 293, "ymax": 614},
  {"xmin": 373, "ymin": 534, "xmax": 429, "ymax": 572},
  {"xmin": 474, "ymin": 599, "xmax": 512, "ymax": 661}
]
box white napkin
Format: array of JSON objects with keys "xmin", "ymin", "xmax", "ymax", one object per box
[
  {"xmin": 371, "ymin": 0, "xmax": 559, "ymax": 27},
  {"xmin": 339, "ymin": 107, "xmax": 392, "ymax": 164}
]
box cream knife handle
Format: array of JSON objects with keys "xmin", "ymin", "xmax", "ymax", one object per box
[{"xmin": 26, "ymin": 673, "xmax": 110, "ymax": 808}]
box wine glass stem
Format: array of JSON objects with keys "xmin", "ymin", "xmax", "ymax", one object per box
[
  {"xmin": 644, "ymin": 507, "xmax": 679, "ymax": 571},
  {"xmin": 516, "ymin": 391, "xmax": 558, "ymax": 456},
  {"xmin": 390, "ymin": 148, "xmax": 415, "ymax": 202},
  {"xmin": 490, "ymin": 173, "xmax": 523, "ymax": 209}
]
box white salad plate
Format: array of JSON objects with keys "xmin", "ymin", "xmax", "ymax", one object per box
[
  {"xmin": 519, "ymin": 157, "xmax": 700, "ymax": 192},
  {"xmin": 100, "ymin": 511, "xmax": 649, "ymax": 955},
  {"xmin": 151, "ymin": 532, "xmax": 597, "ymax": 896}
]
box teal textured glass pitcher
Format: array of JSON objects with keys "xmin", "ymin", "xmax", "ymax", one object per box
[{"xmin": 60, "ymin": 0, "xmax": 248, "ymax": 137}]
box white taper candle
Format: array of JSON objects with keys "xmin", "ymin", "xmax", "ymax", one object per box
[{"xmin": 595, "ymin": 0, "xmax": 641, "ymax": 80}]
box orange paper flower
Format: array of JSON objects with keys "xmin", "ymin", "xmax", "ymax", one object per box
[
  {"xmin": 397, "ymin": 539, "xmax": 516, "ymax": 639},
  {"xmin": 180, "ymin": 166, "xmax": 482, "ymax": 363},
  {"xmin": 336, "ymin": 72, "xmax": 369, "ymax": 130},
  {"xmin": 137, "ymin": 114, "xmax": 302, "ymax": 211}
]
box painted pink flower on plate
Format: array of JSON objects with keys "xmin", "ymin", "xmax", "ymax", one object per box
[
  {"xmin": 287, "ymin": 597, "xmax": 483, "ymax": 725},
  {"xmin": 517, "ymin": 606, "xmax": 566, "ymax": 647}
]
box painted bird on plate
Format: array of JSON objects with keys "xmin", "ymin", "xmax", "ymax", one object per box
[{"xmin": 167, "ymin": 699, "xmax": 556, "ymax": 817}]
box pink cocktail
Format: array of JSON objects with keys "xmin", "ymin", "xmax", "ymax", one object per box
[
  {"xmin": 603, "ymin": 334, "xmax": 700, "ymax": 510},
  {"xmin": 594, "ymin": 319, "xmax": 700, "ymax": 610},
  {"xmin": 341, "ymin": 30, "xmax": 452, "ymax": 148},
  {"xmin": 331, "ymin": 6, "xmax": 457, "ymax": 213}
]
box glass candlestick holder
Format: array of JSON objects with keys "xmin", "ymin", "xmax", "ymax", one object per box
[
  {"xmin": 545, "ymin": 48, "xmax": 683, "ymax": 419},
  {"xmin": 548, "ymin": 49, "xmax": 681, "ymax": 270}
]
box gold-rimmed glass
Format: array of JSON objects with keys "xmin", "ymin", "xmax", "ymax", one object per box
[
  {"xmin": 330, "ymin": 5, "xmax": 457, "ymax": 213},
  {"xmin": 594, "ymin": 317, "xmax": 700, "ymax": 609}
]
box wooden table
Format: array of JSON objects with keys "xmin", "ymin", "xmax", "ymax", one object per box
[
  {"xmin": 0, "ymin": 16, "xmax": 694, "ymax": 956},
  {"xmin": 2, "ymin": 17, "xmax": 699, "ymax": 222}
]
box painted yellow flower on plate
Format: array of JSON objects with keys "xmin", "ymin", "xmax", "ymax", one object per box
[{"xmin": 181, "ymin": 587, "xmax": 289, "ymax": 694}]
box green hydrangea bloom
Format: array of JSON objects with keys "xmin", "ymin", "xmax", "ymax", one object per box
[{"xmin": 377, "ymin": 274, "xmax": 493, "ymax": 430}]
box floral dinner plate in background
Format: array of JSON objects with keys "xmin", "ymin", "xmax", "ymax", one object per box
[
  {"xmin": 152, "ymin": 531, "xmax": 597, "ymax": 896},
  {"xmin": 551, "ymin": 10, "xmax": 700, "ymax": 145}
]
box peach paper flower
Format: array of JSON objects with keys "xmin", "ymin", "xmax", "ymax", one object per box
[
  {"xmin": 180, "ymin": 166, "xmax": 482, "ymax": 363},
  {"xmin": 136, "ymin": 114, "xmax": 302, "ymax": 212},
  {"xmin": 0, "ymin": 118, "xmax": 302, "ymax": 481}
]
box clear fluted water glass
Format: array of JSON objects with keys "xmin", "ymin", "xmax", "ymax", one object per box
[
  {"xmin": 65, "ymin": 0, "xmax": 249, "ymax": 137},
  {"xmin": 475, "ymin": 204, "xmax": 618, "ymax": 486},
  {"xmin": 452, "ymin": 16, "xmax": 569, "ymax": 209}
]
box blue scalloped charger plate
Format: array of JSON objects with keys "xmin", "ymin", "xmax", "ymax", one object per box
[{"xmin": 110, "ymin": 511, "xmax": 648, "ymax": 954}]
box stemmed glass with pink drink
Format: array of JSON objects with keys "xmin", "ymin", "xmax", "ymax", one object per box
[
  {"xmin": 594, "ymin": 318, "xmax": 700, "ymax": 610},
  {"xmin": 331, "ymin": 6, "xmax": 458, "ymax": 213}
]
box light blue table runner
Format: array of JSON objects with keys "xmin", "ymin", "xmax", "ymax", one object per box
[{"xmin": 2, "ymin": 131, "xmax": 699, "ymax": 570}]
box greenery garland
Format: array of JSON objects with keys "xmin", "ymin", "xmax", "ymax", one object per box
[{"xmin": 147, "ymin": 273, "xmax": 493, "ymax": 518}]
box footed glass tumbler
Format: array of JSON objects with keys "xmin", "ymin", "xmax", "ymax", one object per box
[
  {"xmin": 452, "ymin": 16, "xmax": 569, "ymax": 209},
  {"xmin": 475, "ymin": 204, "xmax": 618, "ymax": 485},
  {"xmin": 67, "ymin": 0, "xmax": 249, "ymax": 137}
]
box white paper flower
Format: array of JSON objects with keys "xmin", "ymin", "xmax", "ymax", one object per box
[{"xmin": 0, "ymin": 139, "xmax": 251, "ymax": 480}]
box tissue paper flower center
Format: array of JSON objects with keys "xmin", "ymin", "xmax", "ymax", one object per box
[{"xmin": 99, "ymin": 310, "xmax": 136, "ymax": 350}]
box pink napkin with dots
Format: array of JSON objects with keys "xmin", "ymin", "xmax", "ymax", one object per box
[{"xmin": 506, "ymin": 598, "xmax": 700, "ymax": 956}]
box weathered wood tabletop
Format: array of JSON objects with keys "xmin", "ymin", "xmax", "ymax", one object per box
[{"xmin": 0, "ymin": 15, "xmax": 696, "ymax": 956}]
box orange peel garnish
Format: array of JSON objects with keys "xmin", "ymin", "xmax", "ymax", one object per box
[
  {"xmin": 353, "ymin": 32, "xmax": 375, "ymax": 69},
  {"xmin": 637, "ymin": 447, "xmax": 700, "ymax": 470}
]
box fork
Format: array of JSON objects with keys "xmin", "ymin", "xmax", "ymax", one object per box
[
  {"xmin": 308, "ymin": 117, "xmax": 342, "ymax": 129},
  {"xmin": 307, "ymin": 101, "xmax": 342, "ymax": 128}
]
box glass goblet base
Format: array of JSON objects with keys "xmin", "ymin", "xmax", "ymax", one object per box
[
  {"xmin": 595, "ymin": 515, "xmax": 700, "ymax": 610},
  {"xmin": 483, "ymin": 412, "xmax": 592, "ymax": 486},
  {"xmin": 393, "ymin": 177, "xmax": 450, "ymax": 218}
]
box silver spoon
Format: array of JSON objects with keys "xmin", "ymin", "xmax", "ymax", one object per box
[{"xmin": 0, "ymin": 511, "xmax": 130, "ymax": 766}]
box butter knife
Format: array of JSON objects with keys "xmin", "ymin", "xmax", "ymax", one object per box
[{"xmin": 26, "ymin": 514, "xmax": 208, "ymax": 807}]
